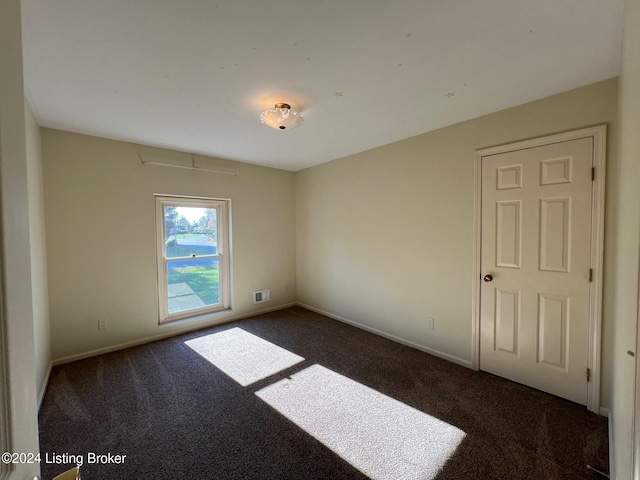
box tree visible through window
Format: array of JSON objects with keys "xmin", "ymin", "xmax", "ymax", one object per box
[{"xmin": 156, "ymin": 196, "xmax": 230, "ymax": 323}]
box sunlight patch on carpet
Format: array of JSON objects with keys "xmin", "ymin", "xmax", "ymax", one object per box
[
  {"xmin": 256, "ymin": 364, "xmax": 465, "ymax": 480},
  {"xmin": 185, "ymin": 328, "xmax": 304, "ymax": 386}
]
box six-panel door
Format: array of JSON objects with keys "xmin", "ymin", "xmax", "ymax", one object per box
[{"xmin": 480, "ymin": 138, "xmax": 593, "ymax": 405}]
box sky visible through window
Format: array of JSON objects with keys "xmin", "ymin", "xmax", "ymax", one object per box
[{"xmin": 176, "ymin": 206, "xmax": 208, "ymax": 223}]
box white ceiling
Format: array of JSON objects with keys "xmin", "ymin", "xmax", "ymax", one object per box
[{"xmin": 20, "ymin": 0, "xmax": 624, "ymax": 171}]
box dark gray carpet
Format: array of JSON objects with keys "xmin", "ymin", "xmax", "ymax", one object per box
[{"xmin": 39, "ymin": 306, "xmax": 608, "ymax": 479}]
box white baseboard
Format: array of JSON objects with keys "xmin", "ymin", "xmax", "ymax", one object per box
[
  {"xmin": 38, "ymin": 361, "xmax": 53, "ymax": 410},
  {"xmin": 297, "ymin": 302, "xmax": 473, "ymax": 368},
  {"xmin": 52, "ymin": 302, "xmax": 297, "ymax": 366},
  {"xmin": 599, "ymin": 407, "xmax": 610, "ymax": 418}
]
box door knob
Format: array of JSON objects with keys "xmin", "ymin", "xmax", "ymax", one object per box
[{"xmin": 483, "ymin": 274, "xmax": 493, "ymax": 282}]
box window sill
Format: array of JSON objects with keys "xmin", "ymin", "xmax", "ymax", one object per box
[{"xmin": 159, "ymin": 307, "xmax": 233, "ymax": 328}]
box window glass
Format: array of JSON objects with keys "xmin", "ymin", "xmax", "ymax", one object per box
[{"xmin": 156, "ymin": 197, "xmax": 230, "ymax": 323}]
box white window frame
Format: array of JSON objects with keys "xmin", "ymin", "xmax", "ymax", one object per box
[{"xmin": 155, "ymin": 195, "xmax": 231, "ymax": 324}]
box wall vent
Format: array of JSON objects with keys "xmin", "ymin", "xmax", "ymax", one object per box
[{"xmin": 253, "ymin": 289, "xmax": 271, "ymax": 304}]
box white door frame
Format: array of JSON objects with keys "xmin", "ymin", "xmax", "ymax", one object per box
[
  {"xmin": 471, "ymin": 125, "xmax": 607, "ymax": 414},
  {"xmin": 634, "ymin": 247, "xmax": 640, "ymax": 479},
  {"xmin": 0, "ymin": 258, "xmax": 9, "ymax": 480},
  {"xmin": 0, "ymin": 0, "xmax": 43, "ymax": 477}
]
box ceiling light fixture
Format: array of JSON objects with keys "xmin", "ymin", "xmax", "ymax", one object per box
[{"xmin": 259, "ymin": 103, "xmax": 304, "ymax": 130}]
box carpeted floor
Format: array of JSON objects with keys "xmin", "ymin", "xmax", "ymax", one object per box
[{"xmin": 39, "ymin": 307, "xmax": 609, "ymax": 479}]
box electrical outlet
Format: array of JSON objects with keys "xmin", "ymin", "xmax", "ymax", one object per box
[
  {"xmin": 98, "ymin": 317, "xmax": 108, "ymax": 330},
  {"xmin": 282, "ymin": 284, "xmax": 288, "ymax": 293},
  {"xmin": 426, "ymin": 317, "xmax": 435, "ymax": 329}
]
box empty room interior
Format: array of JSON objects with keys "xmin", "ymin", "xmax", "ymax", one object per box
[{"xmin": 1, "ymin": 1, "xmax": 639, "ymax": 479}]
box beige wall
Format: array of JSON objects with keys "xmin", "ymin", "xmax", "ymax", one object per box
[
  {"xmin": 611, "ymin": 0, "xmax": 640, "ymax": 478},
  {"xmin": 43, "ymin": 130, "xmax": 296, "ymax": 360},
  {"xmin": 24, "ymin": 101, "xmax": 51, "ymax": 402},
  {"xmin": 296, "ymin": 79, "xmax": 618, "ymax": 406}
]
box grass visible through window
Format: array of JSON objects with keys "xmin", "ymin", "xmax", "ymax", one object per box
[{"xmin": 167, "ymin": 258, "xmax": 220, "ymax": 313}]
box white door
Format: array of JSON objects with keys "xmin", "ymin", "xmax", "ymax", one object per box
[{"xmin": 480, "ymin": 137, "xmax": 593, "ymax": 405}]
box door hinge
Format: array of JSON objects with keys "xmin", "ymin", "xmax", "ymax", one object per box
[
  {"xmin": 589, "ymin": 268, "xmax": 593, "ymax": 282},
  {"xmin": 586, "ymin": 368, "xmax": 591, "ymax": 382}
]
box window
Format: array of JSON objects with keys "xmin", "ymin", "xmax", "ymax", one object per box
[{"xmin": 156, "ymin": 195, "xmax": 231, "ymax": 323}]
